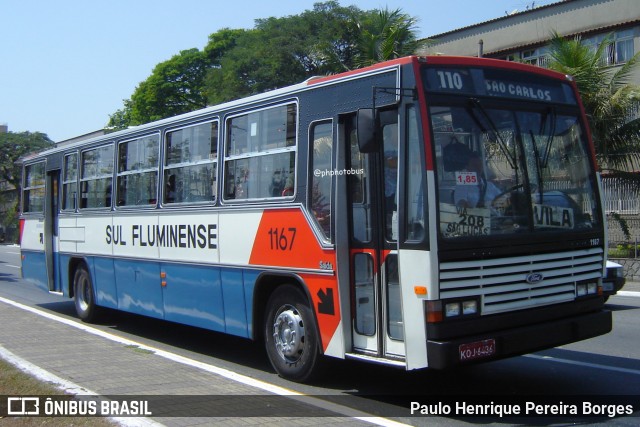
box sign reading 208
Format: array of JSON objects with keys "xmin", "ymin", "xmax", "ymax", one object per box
[{"xmin": 437, "ymin": 70, "xmax": 464, "ymax": 90}]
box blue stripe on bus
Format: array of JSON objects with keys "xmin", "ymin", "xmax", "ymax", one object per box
[
  {"xmin": 162, "ymin": 263, "xmax": 225, "ymax": 332},
  {"xmin": 242, "ymin": 270, "xmax": 259, "ymax": 339},
  {"xmin": 220, "ymin": 269, "xmax": 249, "ymax": 337},
  {"xmin": 22, "ymin": 251, "xmax": 257, "ymax": 338},
  {"xmin": 20, "ymin": 250, "xmax": 48, "ymax": 292},
  {"xmin": 94, "ymin": 257, "xmax": 118, "ymax": 309},
  {"xmin": 115, "ymin": 259, "xmax": 164, "ymax": 319},
  {"xmin": 58, "ymin": 254, "xmax": 71, "ymax": 297}
]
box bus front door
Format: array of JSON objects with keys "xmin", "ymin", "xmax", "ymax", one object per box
[{"xmin": 346, "ymin": 112, "xmax": 405, "ymax": 360}]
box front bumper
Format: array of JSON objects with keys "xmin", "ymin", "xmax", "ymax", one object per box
[{"xmin": 427, "ymin": 306, "xmax": 612, "ymax": 369}]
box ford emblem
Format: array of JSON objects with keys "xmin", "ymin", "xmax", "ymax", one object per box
[{"xmin": 526, "ymin": 273, "xmax": 544, "ymax": 284}]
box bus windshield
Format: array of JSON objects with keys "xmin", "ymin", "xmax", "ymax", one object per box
[{"xmin": 432, "ymin": 100, "xmax": 600, "ymax": 240}]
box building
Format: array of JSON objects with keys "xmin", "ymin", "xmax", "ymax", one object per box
[
  {"xmin": 420, "ymin": 0, "xmax": 640, "ymax": 84},
  {"xmin": 420, "ymin": 0, "xmax": 640, "ymax": 238}
]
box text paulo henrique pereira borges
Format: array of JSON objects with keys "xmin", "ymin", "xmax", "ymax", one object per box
[{"xmin": 410, "ymin": 401, "xmax": 634, "ymax": 418}]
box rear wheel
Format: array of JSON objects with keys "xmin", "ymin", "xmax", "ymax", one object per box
[
  {"xmin": 73, "ymin": 265, "xmax": 100, "ymax": 322},
  {"xmin": 264, "ymin": 284, "xmax": 321, "ymax": 382}
]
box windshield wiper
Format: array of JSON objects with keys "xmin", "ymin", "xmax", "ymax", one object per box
[
  {"xmin": 529, "ymin": 108, "xmax": 557, "ymax": 203},
  {"xmin": 467, "ymin": 98, "xmax": 516, "ymax": 169},
  {"xmin": 540, "ymin": 107, "xmax": 557, "ymax": 168},
  {"xmin": 530, "ymin": 130, "xmax": 545, "ymax": 204}
]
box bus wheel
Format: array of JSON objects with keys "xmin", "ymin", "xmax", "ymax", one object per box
[
  {"xmin": 264, "ymin": 285, "xmax": 321, "ymax": 382},
  {"xmin": 73, "ymin": 265, "xmax": 99, "ymax": 322}
]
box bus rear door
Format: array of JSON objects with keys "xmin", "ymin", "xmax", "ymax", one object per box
[{"xmin": 44, "ymin": 170, "xmax": 62, "ymax": 293}]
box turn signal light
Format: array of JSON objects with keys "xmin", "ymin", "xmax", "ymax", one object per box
[{"xmin": 414, "ymin": 286, "xmax": 427, "ymax": 296}]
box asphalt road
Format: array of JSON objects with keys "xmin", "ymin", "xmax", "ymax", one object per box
[{"xmin": 0, "ymin": 244, "xmax": 639, "ymax": 426}]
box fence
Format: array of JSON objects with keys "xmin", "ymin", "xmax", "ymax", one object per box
[
  {"xmin": 607, "ymin": 213, "xmax": 640, "ymax": 258},
  {"xmin": 601, "ymin": 177, "xmax": 640, "ymax": 257},
  {"xmin": 602, "ymin": 177, "xmax": 640, "ymax": 215}
]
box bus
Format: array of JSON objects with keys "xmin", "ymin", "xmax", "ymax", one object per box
[{"xmin": 20, "ymin": 55, "xmax": 612, "ymax": 382}]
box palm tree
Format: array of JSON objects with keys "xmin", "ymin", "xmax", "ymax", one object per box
[
  {"xmin": 546, "ymin": 32, "xmax": 640, "ymax": 173},
  {"xmin": 352, "ymin": 8, "xmax": 420, "ymax": 68}
]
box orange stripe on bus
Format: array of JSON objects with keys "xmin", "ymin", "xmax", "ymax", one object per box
[{"xmin": 249, "ymin": 209, "xmax": 340, "ymax": 351}]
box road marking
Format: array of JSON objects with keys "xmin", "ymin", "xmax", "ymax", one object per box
[
  {"xmin": 0, "ymin": 296, "xmax": 410, "ymax": 426},
  {"xmin": 616, "ymin": 291, "xmax": 640, "ymax": 297},
  {"xmin": 0, "ymin": 345, "xmax": 164, "ymax": 427},
  {"xmin": 5, "ymin": 264, "xmax": 20, "ymax": 269},
  {"xmin": 525, "ymin": 354, "xmax": 640, "ymax": 375}
]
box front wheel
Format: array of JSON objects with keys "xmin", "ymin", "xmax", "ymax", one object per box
[
  {"xmin": 73, "ymin": 265, "xmax": 100, "ymax": 322},
  {"xmin": 264, "ymin": 285, "xmax": 321, "ymax": 382}
]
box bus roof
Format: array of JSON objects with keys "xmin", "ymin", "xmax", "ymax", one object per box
[{"xmin": 29, "ymin": 55, "xmax": 572, "ymax": 160}]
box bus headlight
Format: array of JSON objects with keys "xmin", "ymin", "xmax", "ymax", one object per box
[
  {"xmin": 427, "ymin": 298, "xmax": 480, "ymax": 323},
  {"xmin": 577, "ymin": 283, "xmax": 587, "ymax": 297},
  {"xmin": 577, "ymin": 281, "xmax": 599, "ymax": 297},
  {"xmin": 462, "ymin": 300, "xmax": 478, "ymax": 315},
  {"xmin": 444, "ymin": 299, "xmax": 479, "ymax": 318},
  {"xmin": 445, "ymin": 302, "xmax": 461, "ymax": 317}
]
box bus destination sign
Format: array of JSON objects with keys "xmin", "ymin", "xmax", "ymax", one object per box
[{"xmin": 423, "ymin": 67, "xmax": 577, "ymax": 105}]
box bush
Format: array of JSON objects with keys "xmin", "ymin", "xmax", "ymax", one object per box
[{"xmin": 608, "ymin": 243, "xmax": 640, "ymax": 258}]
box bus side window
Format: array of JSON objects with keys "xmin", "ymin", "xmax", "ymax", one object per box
[
  {"xmin": 165, "ymin": 174, "xmax": 176, "ymax": 203},
  {"xmin": 226, "ymin": 180, "xmax": 235, "ymax": 199},
  {"xmin": 223, "ymin": 104, "xmax": 297, "ymax": 202},
  {"xmin": 309, "ymin": 121, "xmax": 333, "ymax": 240},
  {"xmin": 163, "ymin": 122, "xmax": 217, "ymax": 205},
  {"xmin": 80, "ymin": 181, "xmax": 88, "ymax": 208},
  {"xmin": 80, "ymin": 144, "xmax": 114, "ymax": 209}
]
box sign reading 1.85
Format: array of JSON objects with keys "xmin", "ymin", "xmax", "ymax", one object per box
[
  {"xmin": 437, "ymin": 70, "xmax": 464, "ymax": 90},
  {"xmin": 456, "ymin": 171, "xmax": 478, "ymax": 185}
]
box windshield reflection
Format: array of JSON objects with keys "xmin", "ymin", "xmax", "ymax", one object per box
[{"xmin": 433, "ymin": 104, "xmax": 599, "ymax": 239}]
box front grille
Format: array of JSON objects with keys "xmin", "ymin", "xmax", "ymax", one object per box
[{"xmin": 439, "ymin": 248, "xmax": 604, "ymax": 315}]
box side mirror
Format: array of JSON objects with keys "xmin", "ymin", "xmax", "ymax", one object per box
[{"xmin": 356, "ymin": 108, "xmax": 379, "ymax": 153}]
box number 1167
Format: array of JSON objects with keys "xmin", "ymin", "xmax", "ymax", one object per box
[{"xmin": 268, "ymin": 227, "xmax": 297, "ymax": 251}]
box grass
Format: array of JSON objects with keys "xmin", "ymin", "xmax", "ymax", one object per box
[{"xmin": 0, "ymin": 358, "xmax": 118, "ymax": 426}]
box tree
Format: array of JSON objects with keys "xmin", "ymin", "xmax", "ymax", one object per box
[
  {"xmin": 352, "ymin": 7, "xmax": 420, "ymax": 68},
  {"xmin": 204, "ymin": 1, "xmax": 365, "ymax": 105},
  {"xmin": 546, "ymin": 32, "xmax": 640, "ymax": 172},
  {"xmin": 253, "ymin": 1, "xmax": 362, "ymax": 74},
  {"xmin": 110, "ymin": 2, "xmax": 423, "ymax": 124},
  {"xmin": 204, "ymin": 28, "xmax": 247, "ymax": 65},
  {"xmin": 0, "ymin": 131, "xmax": 54, "ymax": 190},
  {"xmin": 106, "ymin": 99, "xmax": 134, "ymax": 133},
  {"xmin": 0, "ymin": 131, "xmax": 54, "ymax": 240},
  {"xmin": 205, "ymin": 28, "xmax": 308, "ymax": 105},
  {"xmin": 108, "ymin": 48, "xmax": 211, "ymax": 129}
]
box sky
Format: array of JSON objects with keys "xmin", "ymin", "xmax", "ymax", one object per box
[{"xmin": 0, "ymin": 0, "xmax": 558, "ymax": 142}]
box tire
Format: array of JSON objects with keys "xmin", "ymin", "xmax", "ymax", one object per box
[
  {"xmin": 73, "ymin": 265, "xmax": 100, "ymax": 322},
  {"xmin": 264, "ymin": 284, "xmax": 321, "ymax": 382}
]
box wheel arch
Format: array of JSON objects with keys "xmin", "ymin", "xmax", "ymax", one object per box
[{"xmin": 251, "ymin": 272, "xmax": 321, "ymax": 350}]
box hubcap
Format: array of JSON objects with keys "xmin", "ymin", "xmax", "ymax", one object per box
[{"xmin": 273, "ymin": 306, "xmax": 305, "ymax": 361}]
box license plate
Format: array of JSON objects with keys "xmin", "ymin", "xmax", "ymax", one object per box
[{"xmin": 459, "ymin": 339, "xmax": 496, "ymax": 361}]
